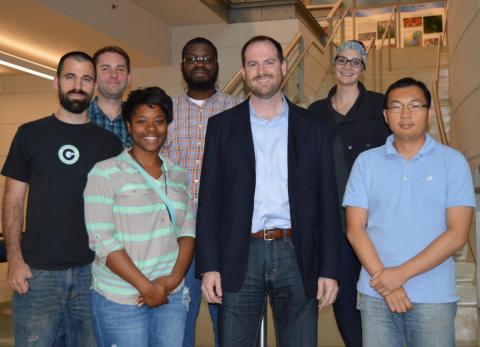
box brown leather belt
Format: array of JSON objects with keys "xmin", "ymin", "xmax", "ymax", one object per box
[{"xmin": 251, "ymin": 228, "xmax": 293, "ymax": 240}]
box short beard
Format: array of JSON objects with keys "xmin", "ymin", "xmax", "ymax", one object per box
[
  {"xmin": 59, "ymin": 89, "xmax": 93, "ymax": 114},
  {"xmin": 182, "ymin": 69, "xmax": 218, "ymax": 92}
]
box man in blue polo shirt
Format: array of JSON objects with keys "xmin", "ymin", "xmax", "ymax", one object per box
[{"xmin": 344, "ymin": 77, "xmax": 475, "ymax": 347}]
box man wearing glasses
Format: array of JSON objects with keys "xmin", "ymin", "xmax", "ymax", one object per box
[
  {"xmin": 344, "ymin": 77, "xmax": 474, "ymax": 346},
  {"xmin": 167, "ymin": 37, "xmax": 241, "ymax": 347}
]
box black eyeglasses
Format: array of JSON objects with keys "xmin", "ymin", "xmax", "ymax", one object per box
[
  {"xmin": 182, "ymin": 56, "xmax": 217, "ymax": 65},
  {"xmin": 386, "ymin": 103, "xmax": 428, "ymax": 114},
  {"xmin": 335, "ymin": 55, "xmax": 364, "ymax": 68}
]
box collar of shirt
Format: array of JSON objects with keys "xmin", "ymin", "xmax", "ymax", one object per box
[
  {"xmin": 385, "ymin": 133, "xmax": 436, "ymax": 159},
  {"xmin": 181, "ymin": 90, "xmax": 219, "ymax": 109},
  {"xmin": 249, "ymin": 97, "xmax": 289, "ymax": 124},
  {"xmin": 89, "ymin": 96, "xmax": 123, "ymax": 122}
]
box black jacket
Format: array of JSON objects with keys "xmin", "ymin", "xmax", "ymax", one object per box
[
  {"xmin": 195, "ymin": 98, "xmax": 341, "ymax": 299},
  {"xmin": 308, "ymin": 82, "xmax": 391, "ymax": 173}
]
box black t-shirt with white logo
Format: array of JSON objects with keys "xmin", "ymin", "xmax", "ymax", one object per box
[{"xmin": 2, "ymin": 115, "xmax": 123, "ymax": 270}]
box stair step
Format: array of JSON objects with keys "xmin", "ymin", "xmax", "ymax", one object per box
[
  {"xmin": 457, "ymin": 285, "xmax": 477, "ymax": 307},
  {"xmin": 456, "ymin": 262, "xmax": 476, "ymax": 284},
  {"xmin": 455, "ymin": 243, "xmax": 470, "ymax": 261},
  {"xmin": 456, "ymin": 305, "xmax": 478, "ymax": 342}
]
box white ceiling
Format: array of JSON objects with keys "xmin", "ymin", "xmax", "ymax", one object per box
[{"xmin": 0, "ymin": 0, "xmax": 224, "ymax": 75}]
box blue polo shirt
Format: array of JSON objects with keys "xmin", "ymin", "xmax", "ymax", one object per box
[{"xmin": 343, "ymin": 134, "xmax": 475, "ymax": 303}]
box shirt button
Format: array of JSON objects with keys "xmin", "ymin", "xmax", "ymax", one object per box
[
  {"xmin": 347, "ymin": 145, "xmax": 353, "ymax": 150},
  {"xmin": 194, "ymin": 179, "xmax": 199, "ymax": 183},
  {"xmin": 403, "ymin": 177, "xmax": 408, "ymax": 181},
  {"xmin": 196, "ymin": 160, "xmax": 200, "ymax": 165},
  {"xmin": 197, "ymin": 142, "xmax": 202, "ymax": 146}
]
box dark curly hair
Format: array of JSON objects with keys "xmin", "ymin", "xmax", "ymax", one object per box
[{"xmin": 122, "ymin": 87, "xmax": 173, "ymax": 125}]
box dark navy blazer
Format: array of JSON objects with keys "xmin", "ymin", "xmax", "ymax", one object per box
[{"xmin": 195, "ymin": 98, "xmax": 341, "ymax": 299}]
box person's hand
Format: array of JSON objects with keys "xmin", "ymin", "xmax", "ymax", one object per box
[
  {"xmin": 370, "ymin": 267, "xmax": 408, "ymax": 296},
  {"xmin": 201, "ymin": 271, "xmax": 222, "ymax": 304},
  {"xmin": 154, "ymin": 274, "xmax": 182, "ymax": 293},
  {"xmin": 8, "ymin": 259, "xmax": 32, "ymax": 294},
  {"xmin": 317, "ymin": 277, "xmax": 338, "ymax": 310},
  {"xmin": 138, "ymin": 282, "xmax": 169, "ymax": 308},
  {"xmin": 384, "ymin": 287, "xmax": 412, "ymax": 313}
]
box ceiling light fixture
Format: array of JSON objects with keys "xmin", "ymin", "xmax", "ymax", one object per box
[{"xmin": 0, "ymin": 50, "xmax": 56, "ymax": 80}]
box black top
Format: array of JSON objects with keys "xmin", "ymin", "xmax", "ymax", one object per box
[
  {"xmin": 308, "ymin": 83, "xmax": 391, "ymax": 232},
  {"xmin": 2, "ymin": 115, "xmax": 123, "ymax": 270}
]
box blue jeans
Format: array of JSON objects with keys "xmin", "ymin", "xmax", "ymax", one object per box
[
  {"xmin": 183, "ymin": 258, "xmax": 219, "ymax": 347},
  {"xmin": 13, "ymin": 264, "xmax": 95, "ymax": 347},
  {"xmin": 357, "ymin": 293, "xmax": 456, "ymax": 347},
  {"xmin": 219, "ymin": 237, "xmax": 318, "ymax": 347},
  {"xmin": 91, "ymin": 286, "xmax": 190, "ymax": 347}
]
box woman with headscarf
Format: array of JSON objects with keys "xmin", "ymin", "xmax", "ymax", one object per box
[{"xmin": 308, "ymin": 40, "xmax": 391, "ymax": 347}]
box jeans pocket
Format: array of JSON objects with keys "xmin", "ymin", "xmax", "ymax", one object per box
[
  {"xmin": 284, "ymin": 237, "xmax": 296, "ymax": 251},
  {"xmin": 27, "ymin": 268, "xmax": 45, "ymax": 283}
]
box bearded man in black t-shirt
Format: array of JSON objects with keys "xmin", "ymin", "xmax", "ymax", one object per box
[{"xmin": 1, "ymin": 51, "xmax": 122, "ymax": 346}]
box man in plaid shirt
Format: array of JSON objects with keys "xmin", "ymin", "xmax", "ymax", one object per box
[
  {"xmin": 167, "ymin": 37, "xmax": 242, "ymax": 347},
  {"xmin": 88, "ymin": 46, "xmax": 132, "ymax": 148}
]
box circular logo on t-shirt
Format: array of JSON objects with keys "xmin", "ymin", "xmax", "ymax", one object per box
[{"xmin": 58, "ymin": 145, "xmax": 80, "ymax": 165}]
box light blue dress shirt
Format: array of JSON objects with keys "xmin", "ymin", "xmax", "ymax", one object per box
[
  {"xmin": 343, "ymin": 134, "xmax": 476, "ymax": 303},
  {"xmin": 249, "ymin": 99, "xmax": 291, "ymax": 233}
]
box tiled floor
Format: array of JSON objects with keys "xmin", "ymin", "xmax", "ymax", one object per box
[{"xmin": 0, "ymin": 262, "xmax": 479, "ymax": 346}]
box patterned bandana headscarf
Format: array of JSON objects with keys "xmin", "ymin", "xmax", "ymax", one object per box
[{"xmin": 335, "ymin": 40, "xmax": 368, "ymax": 67}]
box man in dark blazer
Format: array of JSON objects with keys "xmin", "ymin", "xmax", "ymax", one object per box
[{"xmin": 196, "ymin": 35, "xmax": 341, "ymax": 347}]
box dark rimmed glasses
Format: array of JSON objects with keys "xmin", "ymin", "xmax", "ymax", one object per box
[
  {"xmin": 182, "ymin": 56, "xmax": 217, "ymax": 65},
  {"xmin": 335, "ymin": 55, "xmax": 364, "ymax": 68}
]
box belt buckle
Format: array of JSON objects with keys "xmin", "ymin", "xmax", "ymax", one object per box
[{"xmin": 263, "ymin": 228, "xmax": 274, "ymax": 241}]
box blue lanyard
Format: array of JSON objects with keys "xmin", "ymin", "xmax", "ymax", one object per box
[{"xmin": 119, "ymin": 151, "xmax": 177, "ymax": 232}]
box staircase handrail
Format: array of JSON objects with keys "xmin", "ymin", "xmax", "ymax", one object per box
[
  {"xmin": 281, "ymin": 40, "xmax": 325, "ymax": 92},
  {"xmin": 327, "ymin": 0, "xmax": 344, "ymax": 20},
  {"xmin": 222, "ymin": 0, "xmax": 348, "ymax": 99},
  {"xmin": 431, "ymin": 0, "xmax": 449, "ymax": 147},
  {"xmin": 324, "ymin": 9, "xmax": 349, "ymax": 50},
  {"xmin": 377, "ymin": 5, "xmax": 397, "ymax": 92},
  {"xmin": 431, "ymin": 35, "xmax": 449, "ymax": 147},
  {"xmin": 366, "ymin": 37, "xmax": 377, "ymax": 92}
]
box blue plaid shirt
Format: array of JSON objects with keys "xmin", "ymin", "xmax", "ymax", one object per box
[{"xmin": 88, "ymin": 97, "xmax": 132, "ymax": 148}]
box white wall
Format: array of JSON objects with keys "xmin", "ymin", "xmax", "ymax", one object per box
[
  {"xmin": 131, "ymin": 19, "xmax": 303, "ymax": 96},
  {"xmin": 447, "ymin": 0, "xmax": 480, "ymax": 173}
]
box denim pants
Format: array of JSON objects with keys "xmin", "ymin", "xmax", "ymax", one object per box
[
  {"xmin": 13, "ymin": 264, "xmax": 95, "ymax": 347},
  {"xmin": 91, "ymin": 286, "xmax": 190, "ymax": 347},
  {"xmin": 182, "ymin": 258, "xmax": 219, "ymax": 347},
  {"xmin": 219, "ymin": 237, "xmax": 318, "ymax": 347},
  {"xmin": 357, "ymin": 293, "xmax": 456, "ymax": 347}
]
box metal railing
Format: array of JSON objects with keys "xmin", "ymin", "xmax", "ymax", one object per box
[
  {"xmin": 222, "ymin": 33, "xmax": 303, "ymax": 97},
  {"xmin": 366, "ymin": 36, "xmax": 377, "ymax": 91},
  {"xmin": 222, "ymin": 1, "xmax": 346, "ymax": 102},
  {"xmin": 376, "ymin": 6, "xmax": 397, "ymax": 92}
]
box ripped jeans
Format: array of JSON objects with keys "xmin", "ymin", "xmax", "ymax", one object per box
[
  {"xmin": 13, "ymin": 264, "xmax": 95, "ymax": 347},
  {"xmin": 91, "ymin": 286, "xmax": 190, "ymax": 347}
]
